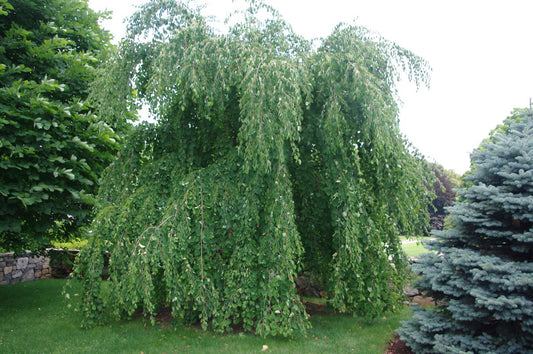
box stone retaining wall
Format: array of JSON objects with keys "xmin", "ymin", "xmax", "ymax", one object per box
[
  {"xmin": 0, "ymin": 251, "xmax": 51, "ymax": 285},
  {"xmin": 0, "ymin": 249, "xmax": 82, "ymax": 285}
]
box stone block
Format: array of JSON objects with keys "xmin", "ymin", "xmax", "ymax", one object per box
[
  {"xmin": 4, "ymin": 266, "xmax": 12, "ymax": 275},
  {"xmin": 404, "ymin": 284, "xmax": 420, "ymax": 298},
  {"xmin": 12, "ymin": 269, "xmax": 22, "ymax": 278},
  {"xmin": 0, "ymin": 261, "xmax": 5, "ymax": 267},
  {"xmin": 16, "ymin": 257, "xmax": 29, "ymax": 269},
  {"xmin": 0, "ymin": 272, "xmax": 3, "ymax": 282},
  {"xmin": 22, "ymin": 269, "xmax": 34, "ymax": 282},
  {"xmin": 35, "ymin": 270, "xmax": 42, "ymax": 278}
]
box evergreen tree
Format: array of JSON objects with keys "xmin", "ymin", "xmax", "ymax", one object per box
[
  {"xmin": 398, "ymin": 107, "xmax": 533, "ymax": 353},
  {"xmin": 73, "ymin": 0, "xmax": 432, "ymax": 336}
]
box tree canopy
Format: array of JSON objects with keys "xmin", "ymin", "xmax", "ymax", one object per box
[
  {"xmin": 74, "ymin": 0, "xmax": 432, "ymax": 336},
  {"xmin": 0, "ymin": 0, "xmax": 118, "ymax": 251},
  {"xmin": 398, "ymin": 107, "xmax": 533, "ymax": 352},
  {"xmin": 428, "ymin": 163, "xmax": 460, "ymax": 230}
]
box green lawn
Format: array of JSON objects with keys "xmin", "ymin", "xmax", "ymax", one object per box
[
  {"xmin": 401, "ymin": 237, "xmax": 432, "ymax": 258},
  {"xmin": 0, "ymin": 279, "xmax": 411, "ymax": 353},
  {"xmin": 402, "ymin": 241, "xmax": 430, "ymax": 258}
]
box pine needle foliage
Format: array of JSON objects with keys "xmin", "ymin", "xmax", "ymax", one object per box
[
  {"xmin": 74, "ymin": 0, "xmax": 432, "ymax": 336},
  {"xmin": 398, "ymin": 108, "xmax": 533, "ymax": 353}
]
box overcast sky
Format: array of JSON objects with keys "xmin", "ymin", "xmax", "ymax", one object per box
[{"xmin": 88, "ymin": 0, "xmax": 533, "ymax": 174}]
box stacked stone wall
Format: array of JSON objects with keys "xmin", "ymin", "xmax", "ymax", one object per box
[{"xmin": 0, "ymin": 251, "xmax": 51, "ymax": 285}]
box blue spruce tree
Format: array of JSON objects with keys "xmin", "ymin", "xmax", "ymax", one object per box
[{"xmin": 398, "ymin": 107, "xmax": 533, "ymax": 353}]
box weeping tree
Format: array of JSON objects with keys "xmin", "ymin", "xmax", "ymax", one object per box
[{"xmin": 73, "ymin": 0, "xmax": 432, "ymax": 336}]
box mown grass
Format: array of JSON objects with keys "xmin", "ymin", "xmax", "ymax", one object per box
[
  {"xmin": 400, "ymin": 236, "xmax": 432, "ymax": 258},
  {"xmin": 0, "ymin": 279, "xmax": 411, "ymax": 353},
  {"xmin": 402, "ymin": 241, "xmax": 430, "ymax": 258}
]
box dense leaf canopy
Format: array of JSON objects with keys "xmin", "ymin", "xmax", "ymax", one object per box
[
  {"xmin": 0, "ymin": 0, "xmax": 118, "ymax": 251},
  {"xmin": 429, "ymin": 164, "xmax": 459, "ymax": 230},
  {"xmin": 74, "ymin": 0, "xmax": 432, "ymax": 336},
  {"xmin": 399, "ymin": 108, "xmax": 533, "ymax": 352}
]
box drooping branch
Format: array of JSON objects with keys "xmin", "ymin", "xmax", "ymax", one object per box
[{"xmin": 74, "ymin": 0, "xmax": 432, "ymax": 336}]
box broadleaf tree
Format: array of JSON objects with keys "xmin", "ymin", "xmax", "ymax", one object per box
[
  {"xmin": 398, "ymin": 107, "xmax": 533, "ymax": 352},
  {"xmin": 73, "ymin": 0, "xmax": 433, "ymax": 336},
  {"xmin": 429, "ymin": 163, "xmax": 459, "ymax": 230},
  {"xmin": 0, "ymin": 0, "xmax": 118, "ymax": 252}
]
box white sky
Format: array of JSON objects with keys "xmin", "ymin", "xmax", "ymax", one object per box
[{"xmin": 88, "ymin": 0, "xmax": 533, "ymax": 174}]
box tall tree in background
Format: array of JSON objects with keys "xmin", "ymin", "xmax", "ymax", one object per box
[
  {"xmin": 0, "ymin": 0, "xmax": 118, "ymax": 251},
  {"xmin": 73, "ymin": 0, "xmax": 432, "ymax": 336},
  {"xmin": 429, "ymin": 164, "xmax": 459, "ymax": 230},
  {"xmin": 398, "ymin": 108, "xmax": 533, "ymax": 352}
]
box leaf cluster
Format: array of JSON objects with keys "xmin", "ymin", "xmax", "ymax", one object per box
[
  {"xmin": 0, "ymin": 0, "xmax": 117, "ymax": 251},
  {"xmin": 427, "ymin": 163, "xmax": 460, "ymax": 230}
]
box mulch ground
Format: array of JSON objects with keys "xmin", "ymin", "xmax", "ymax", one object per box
[
  {"xmin": 384, "ymin": 292, "xmax": 437, "ymax": 354},
  {"xmin": 385, "ymin": 334, "xmax": 414, "ymax": 354}
]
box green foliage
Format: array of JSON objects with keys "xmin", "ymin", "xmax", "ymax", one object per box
[
  {"xmin": 464, "ymin": 106, "xmax": 531, "ymax": 181},
  {"xmin": 51, "ymin": 237, "xmax": 88, "ymax": 250},
  {"xmin": 75, "ymin": 0, "xmax": 432, "ymax": 336},
  {"xmin": 0, "ymin": 0, "xmax": 118, "ymax": 251},
  {"xmin": 428, "ymin": 163, "xmax": 460, "ymax": 230},
  {"xmin": 398, "ymin": 108, "xmax": 533, "ymax": 353}
]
